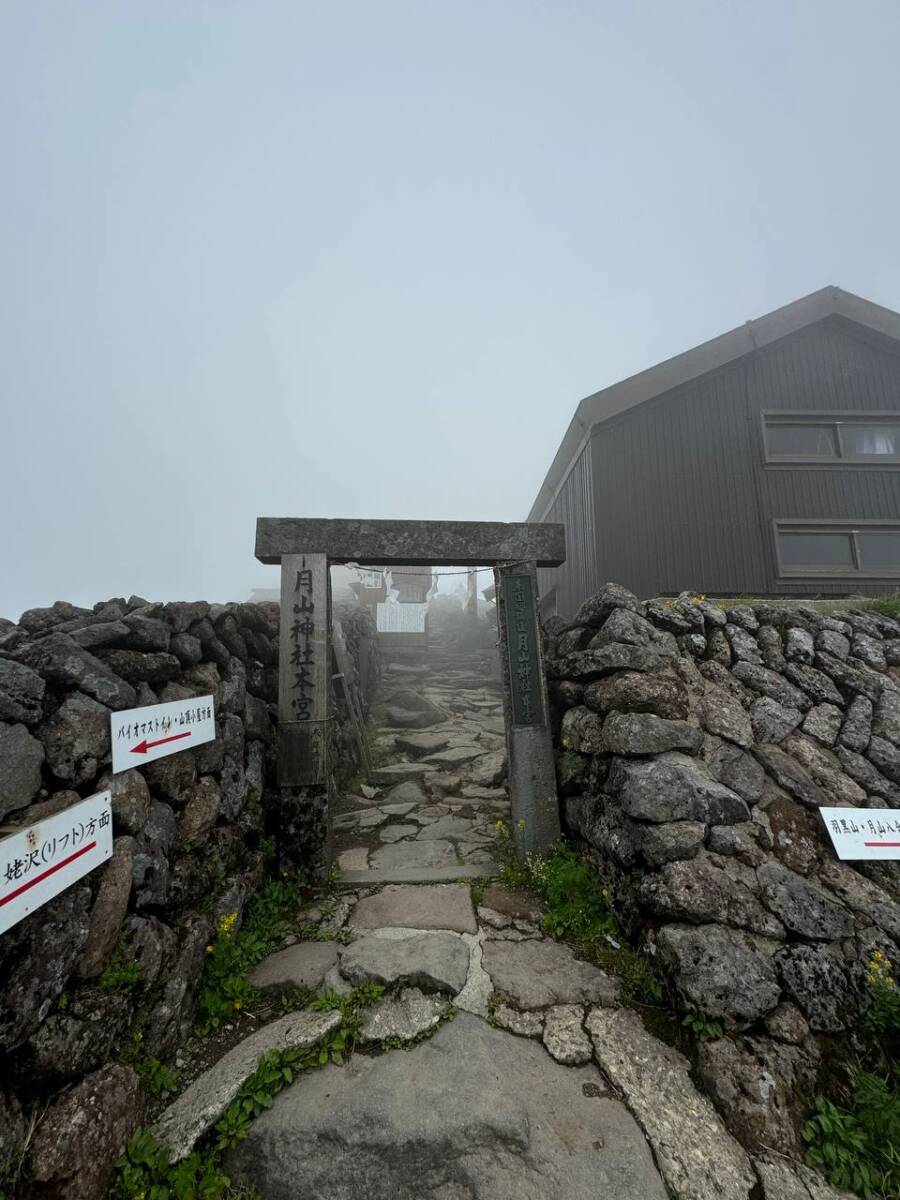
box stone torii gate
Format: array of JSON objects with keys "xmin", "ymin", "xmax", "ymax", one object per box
[{"xmin": 255, "ymin": 518, "xmax": 566, "ymax": 877}]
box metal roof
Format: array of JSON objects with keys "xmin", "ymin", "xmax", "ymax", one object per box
[{"xmin": 528, "ymin": 285, "xmax": 900, "ymax": 522}]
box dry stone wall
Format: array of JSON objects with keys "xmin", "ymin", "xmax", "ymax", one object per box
[
  {"xmin": 546, "ymin": 583, "xmax": 900, "ymax": 1160},
  {"xmin": 0, "ymin": 594, "xmax": 377, "ymax": 1199}
]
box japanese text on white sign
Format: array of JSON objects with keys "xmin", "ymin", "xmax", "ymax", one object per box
[
  {"xmin": 111, "ymin": 695, "xmax": 216, "ymax": 774},
  {"xmin": 820, "ymin": 805, "xmax": 900, "ymax": 861}
]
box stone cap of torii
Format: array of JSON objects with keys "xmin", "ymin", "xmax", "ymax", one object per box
[{"xmin": 255, "ymin": 518, "xmax": 566, "ymax": 568}]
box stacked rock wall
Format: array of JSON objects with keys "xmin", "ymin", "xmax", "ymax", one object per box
[
  {"xmin": 546, "ymin": 584, "xmax": 900, "ymax": 1160},
  {"xmin": 0, "ymin": 594, "xmax": 377, "ymax": 1198}
]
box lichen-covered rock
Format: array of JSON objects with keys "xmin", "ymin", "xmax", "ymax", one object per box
[
  {"xmin": 757, "ymin": 861, "xmax": 853, "ymax": 941},
  {"xmin": 0, "ymin": 1085, "xmax": 26, "ymax": 1180},
  {"xmin": 726, "ymin": 624, "xmax": 763, "ymax": 665},
  {"xmin": 560, "ymin": 705, "xmax": 605, "ymax": 753},
  {"xmin": 765, "ymin": 792, "xmax": 825, "ymax": 876},
  {"xmin": 0, "ymin": 657, "xmax": 45, "ymax": 724},
  {"xmin": 775, "ymin": 943, "xmax": 855, "ymax": 1032},
  {"xmin": 750, "ymin": 697, "xmax": 803, "ymax": 744},
  {"xmin": 817, "ymin": 628, "xmax": 851, "ymax": 661},
  {"xmin": 144, "ymin": 748, "xmax": 198, "ymax": 806},
  {"xmin": 869, "ymin": 734, "xmax": 900, "ymax": 785},
  {"xmin": 838, "ymin": 695, "xmax": 874, "ymax": 752},
  {"xmin": 764, "ymin": 1001, "xmax": 810, "ymax": 1045},
  {"xmin": 16, "ymin": 991, "xmax": 132, "ymax": 1085},
  {"xmin": 783, "ymin": 663, "xmax": 846, "ymax": 708},
  {"xmin": 697, "ymin": 1035, "xmax": 819, "ymax": 1156},
  {"xmin": 732, "ymin": 662, "xmax": 811, "ymax": 712},
  {"xmin": 612, "ymin": 753, "xmax": 750, "ymax": 824},
  {"xmin": 542, "ymin": 1004, "xmax": 592, "ymax": 1064},
  {"xmin": 27, "ymin": 1063, "xmax": 145, "ymax": 1200},
  {"xmin": 133, "ymin": 799, "xmax": 177, "ymax": 909},
  {"xmin": 640, "ymin": 856, "xmax": 784, "ymax": 937},
  {"xmin": 572, "ymin": 583, "xmax": 641, "ymax": 627},
  {"xmin": 699, "ymin": 690, "xmax": 754, "ymax": 748},
  {"xmin": 14, "ymin": 632, "xmax": 137, "ymax": 710},
  {"xmin": 38, "ymin": 692, "xmax": 110, "ymax": 784},
  {"xmin": 179, "ymin": 776, "xmax": 221, "ymax": 842},
  {"xmin": 76, "ymin": 836, "xmax": 136, "ymax": 979},
  {"xmin": 97, "ymin": 768, "xmax": 151, "ymax": 835},
  {"xmin": 0, "ymin": 721, "xmax": 45, "ymax": 818},
  {"xmin": 752, "ymin": 745, "xmax": 827, "ymax": 809},
  {"xmin": 583, "ymin": 671, "xmax": 689, "ymax": 719},
  {"xmin": 600, "ymin": 711, "xmax": 703, "ymax": 756},
  {"xmin": 656, "ymin": 923, "xmax": 781, "ymax": 1030},
  {"xmin": 550, "ymin": 642, "xmax": 674, "ymax": 681},
  {"xmin": 641, "ymin": 821, "xmax": 706, "ymax": 866},
  {"xmin": 141, "ymin": 915, "xmax": 212, "ymax": 1056},
  {"xmin": 0, "ymin": 886, "xmax": 91, "ymax": 1052},
  {"xmin": 592, "ymin": 607, "xmax": 678, "ymax": 655},
  {"xmin": 122, "ymin": 913, "xmax": 178, "ymax": 992},
  {"xmin": 707, "ymin": 743, "xmax": 766, "ymax": 803},
  {"xmin": 785, "ymin": 627, "xmax": 815, "ymax": 665},
  {"xmin": 802, "ymin": 703, "xmax": 843, "ymax": 747}
]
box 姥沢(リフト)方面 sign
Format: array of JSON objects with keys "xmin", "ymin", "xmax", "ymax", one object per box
[
  {"xmin": 110, "ymin": 695, "xmax": 216, "ymax": 774},
  {"xmin": 1, "ymin": 791, "xmax": 113, "ymax": 935}
]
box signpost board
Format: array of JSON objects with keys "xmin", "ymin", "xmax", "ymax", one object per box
[
  {"xmin": 1, "ymin": 791, "xmax": 113, "ymax": 935},
  {"xmin": 820, "ymin": 806, "xmax": 900, "ymax": 861},
  {"xmin": 111, "ymin": 695, "xmax": 216, "ymax": 775}
]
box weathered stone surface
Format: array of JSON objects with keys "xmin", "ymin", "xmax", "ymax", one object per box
[
  {"xmin": 378, "ymin": 822, "xmax": 417, "ymax": 842},
  {"xmin": 757, "ymin": 861, "xmax": 853, "ymax": 940},
  {"xmin": 869, "ymin": 734, "xmax": 900, "ymax": 784},
  {"xmin": 640, "ymin": 857, "xmax": 783, "ymax": 937},
  {"xmin": 872, "ymin": 687, "xmax": 900, "ymax": 747},
  {"xmin": 248, "ymin": 942, "xmax": 339, "ymax": 993},
  {"xmin": 424, "ymin": 746, "xmax": 484, "ymax": 768},
  {"xmin": 369, "ymin": 839, "xmax": 458, "ymax": 870},
  {"xmin": 466, "ymin": 750, "xmax": 506, "ymax": 787},
  {"xmin": 133, "ymin": 798, "xmax": 176, "ymax": 909},
  {"xmin": 18, "ymin": 601, "xmax": 94, "ymax": 633},
  {"xmin": 393, "ymin": 731, "xmax": 451, "ymax": 757},
  {"xmin": 573, "ymin": 582, "xmax": 641, "ymax": 627},
  {"xmin": 551, "ymin": 643, "xmax": 673, "ymax": 681},
  {"xmin": 382, "ymin": 779, "xmax": 428, "ymax": 806},
  {"xmin": 765, "ymin": 791, "xmax": 825, "ymax": 875},
  {"xmin": 776, "ymin": 943, "xmax": 855, "ymax": 1032},
  {"xmin": 359, "ymin": 986, "xmax": 447, "ymax": 1043},
  {"xmin": 18, "ymin": 991, "xmax": 132, "ymax": 1085},
  {"xmin": 0, "ymin": 885, "xmax": 91, "ymax": 1052},
  {"xmin": 370, "ymin": 761, "xmax": 433, "ymax": 786},
  {"xmin": 641, "ymin": 821, "xmax": 706, "ymax": 866},
  {"xmin": 560, "ymin": 704, "xmax": 604, "ymax": 752},
  {"xmin": 144, "ymin": 748, "xmax": 198, "ymax": 805},
  {"xmin": 784, "ymin": 663, "xmax": 846, "ymax": 708},
  {"xmin": 228, "ymin": 1011, "xmax": 666, "ymax": 1200},
  {"xmin": 482, "ymin": 937, "xmax": 620, "ymax": 1009},
  {"xmin": 15, "ymin": 632, "xmax": 137, "ymax": 709},
  {"xmin": 592, "ymin": 607, "xmax": 678, "ymax": 654},
  {"xmin": 339, "ymin": 929, "xmax": 469, "ymax": 993},
  {"xmin": 587, "ymin": 1007, "xmax": 756, "ymax": 1200},
  {"xmin": 28, "ymin": 1063, "xmax": 145, "ymax": 1200},
  {"xmin": 542, "ymin": 1004, "xmax": 592, "ymax": 1064},
  {"xmin": 750, "ymin": 697, "xmax": 803, "ymax": 744},
  {"xmin": 76, "ymin": 836, "xmax": 136, "ymax": 979},
  {"xmin": 169, "ymin": 632, "xmax": 203, "ymax": 665},
  {"xmin": 818, "ymin": 858, "xmax": 900, "ymax": 942},
  {"xmin": 493, "ymin": 1003, "xmax": 544, "ymax": 1037},
  {"xmin": 816, "ymin": 651, "xmax": 882, "ymax": 702},
  {"xmin": 853, "ymin": 633, "xmax": 887, "ymax": 671},
  {"xmin": 600, "ymin": 711, "xmax": 703, "ymax": 755},
  {"xmin": 555, "ymin": 626, "xmax": 594, "ymax": 655},
  {"xmin": 583, "ymin": 670, "xmax": 689, "ymax": 719},
  {"xmin": 752, "ymin": 745, "xmax": 827, "ymax": 809},
  {"xmin": 707, "ymin": 743, "xmax": 766, "ymax": 803},
  {"xmin": 97, "ymin": 648, "xmax": 182, "ymax": 685},
  {"xmin": 97, "ymin": 768, "xmax": 151, "ymax": 835},
  {"xmin": 122, "ymin": 913, "xmax": 177, "ymax": 992},
  {"xmin": 731, "ymin": 662, "xmax": 811, "ymax": 712},
  {"xmin": 699, "ymin": 690, "xmax": 754, "ymax": 748},
  {"xmin": 697, "ymin": 1036, "xmax": 818, "ymax": 1156},
  {"xmin": 755, "ymin": 1156, "xmax": 857, "ymax": 1200},
  {"xmin": 350, "ymin": 884, "xmax": 477, "ymax": 934},
  {"xmin": 781, "ymin": 734, "xmax": 867, "ymax": 806},
  {"xmin": 765, "ymin": 1001, "xmax": 811, "ymax": 1045},
  {"xmin": 817, "ymin": 628, "xmax": 851, "ymax": 661},
  {"xmin": 153, "ymin": 1008, "xmax": 341, "ymax": 1160},
  {"xmin": 656, "ymin": 924, "xmax": 781, "ymax": 1031},
  {"xmin": 785, "ymin": 627, "xmax": 815, "ymax": 665},
  {"xmin": 0, "ymin": 722, "xmax": 45, "ymax": 818},
  {"xmin": 612, "ymin": 753, "xmax": 750, "ymax": 824},
  {"xmin": 141, "ymin": 914, "xmax": 211, "ymax": 1056},
  {"xmin": 0, "ymin": 1086, "xmax": 25, "ymax": 1180},
  {"xmin": 0, "ymin": 657, "xmax": 45, "ymax": 724},
  {"xmin": 38, "ymin": 692, "xmax": 110, "ymax": 784},
  {"xmin": 802, "ymin": 703, "xmax": 843, "ymax": 746}
]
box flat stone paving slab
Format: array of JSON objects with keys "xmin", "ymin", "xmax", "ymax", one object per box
[
  {"xmin": 480, "ymin": 885, "xmax": 543, "ymax": 921},
  {"xmin": 248, "ymin": 943, "xmax": 339, "ymax": 993},
  {"xmin": 226, "ymin": 1012, "xmax": 667, "ymax": 1200},
  {"xmin": 587, "ymin": 1006, "xmax": 757, "ymax": 1200},
  {"xmin": 359, "ymin": 986, "xmax": 447, "ymax": 1044},
  {"xmin": 482, "ymin": 937, "xmax": 621, "ymax": 1010},
  {"xmin": 339, "ymin": 928, "xmax": 470, "ymax": 993},
  {"xmin": 370, "ymin": 762, "xmax": 434, "ymax": 786},
  {"xmin": 339, "ymin": 864, "xmax": 494, "ymax": 886},
  {"xmin": 370, "ymin": 839, "xmax": 457, "ymax": 870},
  {"xmin": 153, "ymin": 1008, "xmax": 341, "ymax": 1161},
  {"xmin": 350, "ymin": 884, "xmax": 478, "ymax": 934}
]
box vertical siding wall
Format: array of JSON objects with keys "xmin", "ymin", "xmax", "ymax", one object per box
[
  {"xmin": 536, "ymin": 438, "xmax": 596, "ymax": 617},
  {"xmin": 540, "ymin": 317, "xmax": 900, "ymax": 618}
]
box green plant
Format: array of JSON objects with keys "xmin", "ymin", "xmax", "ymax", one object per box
[
  {"xmin": 682, "ymin": 1011, "xmax": 724, "ymax": 1042},
  {"xmin": 610, "ymin": 945, "xmax": 666, "ymax": 1006},
  {"xmin": 136, "ymin": 1055, "xmax": 179, "ymax": 1098},
  {"xmin": 99, "ymin": 935, "xmax": 142, "ymax": 993},
  {"xmin": 861, "ymin": 594, "xmax": 900, "ymax": 619},
  {"xmin": 196, "ymin": 881, "xmax": 304, "ymax": 1033},
  {"xmin": 111, "ymin": 1130, "xmax": 229, "ymax": 1200}
]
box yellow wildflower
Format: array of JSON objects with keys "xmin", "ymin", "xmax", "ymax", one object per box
[
  {"xmin": 233, "ymin": 1000, "xmax": 242, "ymax": 1010},
  {"xmin": 205, "ymin": 944, "xmax": 213, "ymax": 954}
]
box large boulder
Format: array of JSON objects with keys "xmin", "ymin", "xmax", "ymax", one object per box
[
  {"xmin": 76, "ymin": 836, "xmax": 136, "ymax": 979},
  {"xmin": 38, "ymin": 693, "xmax": 110, "ymax": 785},
  {"xmin": 14, "ymin": 633, "xmax": 136, "ymax": 709},
  {"xmin": 583, "ymin": 671, "xmax": 689, "ymax": 719},
  {"xmin": 15, "ymin": 991, "xmax": 132, "ymax": 1085},
  {"xmin": 0, "ymin": 722, "xmax": 45, "ymax": 818},
  {"xmin": 756, "ymin": 862, "xmax": 853, "ymax": 941},
  {"xmin": 775, "ymin": 943, "xmax": 856, "ymax": 1033},
  {"xmin": 639, "ymin": 857, "xmax": 784, "ymax": 938},
  {"xmin": 550, "ymin": 643, "xmax": 674, "ymax": 682},
  {"xmin": 572, "ymin": 583, "xmax": 641, "ymax": 628},
  {"xmin": 600, "ymin": 712, "xmax": 703, "ymax": 756},
  {"xmin": 0, "ymin": 658, "xmax": 45, "ymax": 724},
  {"xmin": 141, "ymin": 915, "xmax": 212, "ymax": 1056},
  {"xmin": 610, "ymin": 753, "xmax": 750, "ymax": 824},
  {"xmin": 656, "ymin": 924, "xmax": 781, "ymax": 1031},
  {"xmin": 26, "ymin": 1063, "xmax": 145, "ymax": 1200}
]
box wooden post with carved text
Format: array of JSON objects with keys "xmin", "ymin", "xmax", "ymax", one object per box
[{"xmin": 278, "ymin": 553, "xmax": 330, "ymax": 784}]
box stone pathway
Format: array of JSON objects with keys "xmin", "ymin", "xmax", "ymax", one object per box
[
  {"xmin": 334, "ymin": 653, "xmax": 510, "ymax": 883},
  {"xmin": 153, "ymin": 880, "xmax": 853, "ymax": 1200}
]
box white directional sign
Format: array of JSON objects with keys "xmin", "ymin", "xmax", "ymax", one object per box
[
  {"xmin": 820, "ymin": 805, "xmax": 900, "ymax": 861},
  {"xmin": 111, "ymin": 695, "xmax": 216, "ymax": 774},
  {"xmin": 1, "ymin": 792, "xmax": 113, "ymax": 935}
]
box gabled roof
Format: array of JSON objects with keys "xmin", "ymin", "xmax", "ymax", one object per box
[{"xmin": 528, "ymin": 285, "xmax": 900, "ymax": 522}]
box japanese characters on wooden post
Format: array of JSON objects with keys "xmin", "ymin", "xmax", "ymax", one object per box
[
  {"xmin": 278, "ymin": 552, "xmax": 329, "ymax": 785},
  {"xmin": 1, "ymin": 792, "xmax": 113, "ymax": 935},
  {"xmin": 502, "ymin": 574, "xmax": 545, "ymax": 727}
]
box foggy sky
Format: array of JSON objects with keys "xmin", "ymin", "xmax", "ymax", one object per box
[{"xmin": 3, "ymin": 2, "xmax": 899, "ymax": 621}]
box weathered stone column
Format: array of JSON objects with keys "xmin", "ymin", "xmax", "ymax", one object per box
[
  {"xmin": 494, "ymin": 562, "xmax": 560, "ymax": 854},
  {"xmin": 277, "ymin": 552, "xmax": 332, "ymax": 878}
]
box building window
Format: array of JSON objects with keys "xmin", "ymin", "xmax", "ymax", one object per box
[
  {"xmin": 775, "ymin": 522, "xmax": 900, "ymax": 578},
  {"xmin": 764, "ymin": 413, "xmax": 900, "ymax": 463}
]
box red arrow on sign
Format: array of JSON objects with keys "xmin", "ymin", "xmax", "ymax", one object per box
[{"xmin": 130, "ymin": 731, "xmax": 192, "ymax": 755}]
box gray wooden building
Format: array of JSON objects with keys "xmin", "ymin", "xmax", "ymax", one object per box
[{"xmin": 529, "ymin": 287, "xmax": 900, "ymax": 618}]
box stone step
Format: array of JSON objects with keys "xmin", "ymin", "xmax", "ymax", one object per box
[{"xmin": 338, "ymin": 863, "xmax": 496, "ymax": 886}]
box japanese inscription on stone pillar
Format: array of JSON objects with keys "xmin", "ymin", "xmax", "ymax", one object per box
[
  {"xmin": 502, "ymin": 574, "xmax": 545, "ymax": 727},
  {"xmin": 278, "ymin": 552, "xmax": 329, "ymax": 785}
]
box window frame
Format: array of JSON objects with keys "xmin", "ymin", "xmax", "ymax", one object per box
[
  {"xmin": 773, "ymin": 519, "xmax": 900, "ymax": 580},
  {"xmin": 762, "ymin": 410, "xmax": 900, "ymax": 466}
]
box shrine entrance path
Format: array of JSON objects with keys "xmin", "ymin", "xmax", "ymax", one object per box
[{"xmin": 333, "ymin": 647, "xmax": 510, "ymax": 884}]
